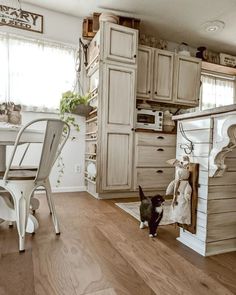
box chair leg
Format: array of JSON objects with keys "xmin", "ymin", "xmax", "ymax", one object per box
[
  {"xmin": 13, "ymin": 190, "xmax": 31, "ymax": 252},
  {"xmin": 45, "ymin": 179, "xmax": 60, "ymax": 234},
  {"xmin": 44, "ymin": 181, "xmax": 53, "ymax": 214}
]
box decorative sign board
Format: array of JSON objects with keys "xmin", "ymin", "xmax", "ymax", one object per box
[{"xmin": 0, "ymin": 5, "xmax": 43, "ymax": 33}]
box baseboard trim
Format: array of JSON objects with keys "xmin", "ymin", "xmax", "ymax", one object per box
[
  {"xmin": 35, "ymin": 186, "xmax": 86, "ymax": 194},
  {"xmin": 52, "ymin": 186, "xmax": 86, "ymax": 193}
]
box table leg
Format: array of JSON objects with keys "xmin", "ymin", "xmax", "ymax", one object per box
[{"xmin": 0, "ymin": 146, "xmax": 6, "ymax": 171}]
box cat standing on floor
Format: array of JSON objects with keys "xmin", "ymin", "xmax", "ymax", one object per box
[{"xmin": 139, "ymin": 186, "xmax": 165, "ymax": 237}]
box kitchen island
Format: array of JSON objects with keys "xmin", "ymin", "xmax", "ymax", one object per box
[{"xmin": 173, "ymin": 104, "xmax": 236, "ymax": 256}]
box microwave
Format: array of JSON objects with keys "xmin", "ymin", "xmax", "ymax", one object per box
[{"xmin": 136, "ymin": 109, "xmax": 163, "ymax": 131}]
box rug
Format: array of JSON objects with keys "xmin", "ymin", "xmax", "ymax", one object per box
[{"xmin": 115, "ymin": 200, "xmax": 174, "ymax": 225}]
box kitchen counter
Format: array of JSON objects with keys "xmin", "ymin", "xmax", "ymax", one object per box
[
  {"xmin": 173, "ymin": 104, "xmax": 236, "ymax": 121},
  {"xmin": 174, "ymin": 108, "xmax": 236, "ymax": 256}
]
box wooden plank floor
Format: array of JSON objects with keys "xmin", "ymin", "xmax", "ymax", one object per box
[{"xmin": 0, "ymin": 192, "xmax": 235, "ymax": 295}]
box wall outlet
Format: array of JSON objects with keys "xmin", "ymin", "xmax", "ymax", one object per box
[{"xmin": 75, "ymin": 164, "xmax": 81, "ymax": 174}]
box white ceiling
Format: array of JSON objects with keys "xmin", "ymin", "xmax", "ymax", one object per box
[{"xmin": 23, "ymin": 0, "xmax": 236, "ymax": 54}]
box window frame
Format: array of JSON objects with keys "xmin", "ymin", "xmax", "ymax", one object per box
[
  {"xmin": 0, "ymin": 32, "xmax": 77, "ymax": 113},
  {"xmin": 199, "ymin": 70, "xmax": 236, "ymax": 111}
]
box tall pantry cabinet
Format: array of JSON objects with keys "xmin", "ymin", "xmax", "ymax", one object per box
[{"xmin": 85, "ymin": 22, "xmax": 138, "ymax": 198}]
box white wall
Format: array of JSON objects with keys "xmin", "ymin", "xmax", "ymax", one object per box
[
  {"xmin": 1, "ymin": 4, "xmax": 86, "ymax": 192},
  {"xmin": 0, "ymin": 3, "xmax": 82, "ymax": 45}
]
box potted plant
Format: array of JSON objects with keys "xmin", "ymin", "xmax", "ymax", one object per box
[
  {"xmin": 59, "ymin": 91, "xmax": 92, "ymax": 130},
  {"xmin": 60, "ymin": 91, "xmax": 93, "ymax": 128}
]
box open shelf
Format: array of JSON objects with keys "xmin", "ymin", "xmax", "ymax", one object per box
[
  {"xmin": 85, "ymin": 137, "xmax": 97, "ymax": 141},
  {"xmin": 85, "ymin": 116, "xmax": 98, "ymax": 123},
  {"xmin": 85, "ymin": 158, "xmax": 96, "ymax": 162},
  {"xmin": 202, "ymin": 61, "xmax": 236, "ymax": 76},
  {"xmin": 85, "ymin": 177, "xmax": 96, "ymax": 185},
  {"xmin": 85, "ymin": 131, "xmax": 97, "ymax": 135}
]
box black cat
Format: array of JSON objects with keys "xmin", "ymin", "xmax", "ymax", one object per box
[{"xmin": 139, "ymin": 186, "xmax": 165, "ymax": 237}]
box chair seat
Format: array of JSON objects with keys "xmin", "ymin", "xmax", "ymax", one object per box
[
  {"xmin": 0, "ymin": 169, "xmax": 36, "ymax": 180},
  {"xmin": 11, "ymin": 166, "xmax": 37, "ymax": 171}
]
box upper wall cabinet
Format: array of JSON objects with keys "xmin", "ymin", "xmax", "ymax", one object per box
[
  {"xmin": 153, "ymin": 50, "xmax": 174, "ymax": 102},
  {"xmin": 173, "ymin": 55, "xmax": 202, "ymax": 106},
  {"xmin": 137, "ymin": 45, "xmax": 153, "ymax": 99},
  {"xmin": 137, "ymin": 45, "xmax": 202, "ymax": 107},
  {"xmin": 102, "ymin": 22, "xmax": 138, "ymax": 64}
]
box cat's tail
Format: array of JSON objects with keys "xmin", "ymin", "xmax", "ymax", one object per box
[{"xmin": 139, "ymin": 186, "xmax": 146, "ymax": 201}]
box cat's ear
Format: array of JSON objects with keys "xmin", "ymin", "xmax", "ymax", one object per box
[{"xmin": 139, "ymin": 186, "xmax": 146, "ymax": 201}]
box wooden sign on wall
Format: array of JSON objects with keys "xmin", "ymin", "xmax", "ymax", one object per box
[{"xmin": 0, "ymin": 5, "xmax": 43, "ymax": 33}]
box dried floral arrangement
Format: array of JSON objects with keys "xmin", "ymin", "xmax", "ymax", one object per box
[{"xmin": 0, "ymin": 102, "xmax": 22, "ymax": 125}]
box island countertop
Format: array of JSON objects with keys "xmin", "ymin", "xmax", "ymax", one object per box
[{"xmin": 173, "ymin": 104, "xmax": 236, "ymax": 121}]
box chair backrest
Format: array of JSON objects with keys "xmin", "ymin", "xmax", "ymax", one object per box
[{"xmin": 4, "ymin": 118, "xmax": 70, "ymax": 182}]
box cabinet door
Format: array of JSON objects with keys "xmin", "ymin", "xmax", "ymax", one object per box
[
  {"xmin": 153, "ymin": 49, "xmax": 174, "ymax": 102},
  {"xmin": 173, "ymin": 55, "xmax": 201, "ymax": 106},
  {"xmin": 137, "ymin": 46, "xmax": 153, "ymax": 99},
  {"xmin": 103, "ymin": 22, "xmax": 138, "ymax": 64},
  {"xmin": 101, "ymin": 63, "xmax": 136, "ymax": 191}
]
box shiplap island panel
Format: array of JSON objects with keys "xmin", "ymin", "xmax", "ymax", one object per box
[{"xmin": 173, "ymin": 104, "xmax": 236, "ymax": 256}]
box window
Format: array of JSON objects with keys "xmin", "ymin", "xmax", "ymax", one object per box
[
  {"xmin": 200, "ymin": 73, "xmax": 235, "ymax": 110},
  {"xmin": 0, "ymin": 33, "xmax": 76, "ymax": 109}
]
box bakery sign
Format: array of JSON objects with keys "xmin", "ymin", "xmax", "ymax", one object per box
[{"xmin": 0, "ymin": 5, "xmax": 43, "ymax": 33}]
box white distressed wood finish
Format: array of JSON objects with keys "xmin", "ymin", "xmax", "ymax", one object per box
[
  {"xmin": 207, "ymin": 212, "xmax": 236, "ymax": 242},
  {"xmin": 136, "ymin": 132, "xmax": 176, "ymax": 146},
  {"xmin": 137, "ymin": 146, "xmax": 176, "ymax": 167},
  {"xmin": 176, "ymin": 111, "xmax": 236, "ymax": 256},
  {"xmin": 153, "ymin": 49, "xmax": 174, "ymax": 102},
  {"xmin": 177, "ymin": 128, "xmax": 212, "ymax": 144},
  {"xmin": 86, "ymin": 23, "xmax": 138, "ymax": 198},
  {"xmin": 136, "ymin": 167, "xmax": 175, "ymax": 189},
  {"xmin": 209, "ymin": 171, "xmax": 236, "ymax": 185},
  {"xmin": 209, "ymin": 114, "xmax": 236, "ymax": 177},
  {"xmin": 173, "ymin": 55, "xmax": 201, "ymax": 106},
  {"xmin": 101, "ymin": 63, "xmax": 136, "ymax": 192},
  {"xmin": 137, "ymin": 46, "xmax": 153, "ymax": 99},
  {"xmin": 177, "ymin": 117, "xmax": 212, "ymax": 131},
  {"xmin": 136, "ymin": 45, "xmax": 201, "ymax": 107},
  {"xmin": 134, "ymin": 132, "xmax": 176, "ymax": 191},
  {"xmin": 102, "ymin": 22, "xmax": 138, "ymax": 64}
]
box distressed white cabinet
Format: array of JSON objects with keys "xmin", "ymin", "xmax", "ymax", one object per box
[
  {"xmin": 85, "ymin": 23, "xmax": 138, "ymax": 198},
  {"xmin": 153, "ymin": 49, "xmax": 174, "ymax": 102},
  {"xmin": 102, "ymin": 22, "xmax": 138, "ymax": 64},
  {"xmin": 134, "ymin": 132, "xmax": 176, "ymax": 191},
  {"xmin": 137, "ymin": 46, "xmax": 153, "ymax": 99},
  {"xmin": 136, "ymin": 45, "xmax": 201, "ymax": 107},
  {"xmin": 173, "ymin": 55, "xmax": 201, "ymax": 106},
  {"xmin": 101, "ymin": 64, "xmax": 136, "ymax": 191}
]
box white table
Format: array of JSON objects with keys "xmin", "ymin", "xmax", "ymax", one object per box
[{"xmin": 0, "ymin": 123, "xmax": 44, "ymax": 232}]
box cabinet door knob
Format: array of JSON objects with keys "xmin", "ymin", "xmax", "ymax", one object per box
[
  {"xmin": 148, "ymin": 91, "xmax": 151, "ymax": 94},
  {"xmin": 156, "ymin": 170, "xmax": 163, "ymax": 174},
  {"xmin": 157, "ymin": 136, "xmax": 164, "ymax": 140},
  {"xmin": 131, "ymin": 128, "xmax": 135, "ymax": 131},
  {"xmin": 157, "ymin": 148, "xmax": 164, "ymax": 152},
  {"xmin": 134, "ymin": 54, "xmax": 136, "ymax": 58},
  {"xmin": 155, "ymin": 91, "xmax": 157, "ymax": 95}
]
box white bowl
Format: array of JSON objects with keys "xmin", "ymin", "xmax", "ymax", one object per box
[{"xmin": 99, "ymin": 12, "xmax": 119, "ymax": 24}]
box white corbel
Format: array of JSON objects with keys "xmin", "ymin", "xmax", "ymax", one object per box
[{"xmin": 209, "ymin": 115, "xmax": 236, "ymax": 177}]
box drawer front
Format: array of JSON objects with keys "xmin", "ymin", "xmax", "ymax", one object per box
[
  {"xmin": 136, "ymin": 132, "xmax": 176, "ymax": 147},
  {"xmin": 137, "ymin": 146, "xmax": 176, "ymax": 167},
  {"xmin": 136, "ymin": 167, "xmax": 175, "ymax": 189}
]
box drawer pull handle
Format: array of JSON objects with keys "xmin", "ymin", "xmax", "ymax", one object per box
[
  {"xmin": 157, "ymin": 136, "xmax": 164, "ymax": 140},
  {"xmin": 157, "ymin": 148, "xmax": 164, "ymax": 152},
  {"xmin": 156, "ymin": 170, "xmax": 163, "ymax": 174}
]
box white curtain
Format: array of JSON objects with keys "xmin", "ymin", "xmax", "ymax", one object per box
[
  {"xmin": 201, "ymin": 74, "xmax": 235, "ymax": 110},
  {"xmin": 0, "ymin": 33, "xmax": 76, "ymax": 109},
  {"xmin": 0, "ymin": 34, "xmax": 9, "ymax": 102}
]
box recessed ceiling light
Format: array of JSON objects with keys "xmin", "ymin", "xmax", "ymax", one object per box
[{"xmin": 201, "ymin": 20, "xmax": 225, "ymax": 33}]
